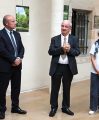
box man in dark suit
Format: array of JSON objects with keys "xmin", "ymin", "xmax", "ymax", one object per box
[
  {"xmin": 0, "ymin": 15, "xmax": 27, "ymax": 119},
  {"xmin": 48, "ymin": 20, "xmax": 80, "ymax": 117}
]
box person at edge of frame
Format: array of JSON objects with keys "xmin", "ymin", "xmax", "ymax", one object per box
[{"xmin": 0, "ymin": 15, "xmax": 27, "ymax": 119}]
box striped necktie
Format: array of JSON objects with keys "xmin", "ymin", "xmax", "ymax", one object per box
[{"xmin": 10, "ymin": 31, "xmax": 18, "ymax": 57}]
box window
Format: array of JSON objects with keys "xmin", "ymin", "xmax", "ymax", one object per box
[{"xmin": 72, "ymin": 9, "xmax": 89, "ymax": 55}]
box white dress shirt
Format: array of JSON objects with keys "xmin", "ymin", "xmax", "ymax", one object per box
[{"xmin": 58, "ymin": 34, "xmax": 69, "ymax": 64}]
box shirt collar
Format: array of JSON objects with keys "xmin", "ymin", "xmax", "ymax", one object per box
[
  {"xmin": 61, "ymin": 34, "xmax": 69, "ymax": 40},
  {"xmin": 5, "ymin": 27, "xmax": 13, "ymax": 34}
]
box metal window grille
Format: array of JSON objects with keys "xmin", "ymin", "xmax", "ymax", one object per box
[{"xmin": 72, "ymin": 10, "xmax": 89, "ymax": 55}]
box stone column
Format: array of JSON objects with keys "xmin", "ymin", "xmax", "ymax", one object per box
[
  {"xmin": 49, "ymin": 0, "xmax": 64, "ymax": 93},
  {"xmin": 51, "ymin": 0, "xmax": 64, "ymax": 37}
]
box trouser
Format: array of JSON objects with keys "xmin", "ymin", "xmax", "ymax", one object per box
[
  {"xmin": 90, "ymin": 72, "xmax": 99, "ymax": 111},
  {"xmin": 50, "ymin": 64, "xmax": 73, "ymax": 109},
  {"xmin": 0, "ymin": 69, "xmax": 21, "ymax": 112}
]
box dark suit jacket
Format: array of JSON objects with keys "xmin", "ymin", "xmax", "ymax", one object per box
[
  {"xmin": 0, "ymin": 28, "xmax": 24, "ymax": 72},
  {"xmin": 48, "ymin": 34, "xmax": 80, "ymax": 76}
]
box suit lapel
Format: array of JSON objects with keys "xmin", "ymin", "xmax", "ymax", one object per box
[
  {"xmin": 55, "ymin": 34, "xmax": 61, "ymax": 47},
  {"xmin": 2, "ymin": 29, "xmax": 19, "ymax": 48},
  {"xmin": 2, "ymin": 28, "xmax": 14, "ymax": 47},
  {"xmin": 1, "ymin": 28, "xmax": 19, "ymax": 50},
  {"xmin": 68, "ymin": 34, "xmax": 72, "ymax": 44},
  {"xmin": 56, "ymin": 34, "xmax": 72, "ymax": 46}
]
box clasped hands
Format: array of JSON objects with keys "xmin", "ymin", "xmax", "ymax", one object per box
[
  {"xmin": 12, "ymin": 57, "xmax": 22, "ymax": 66},
  {"xmin": 62, "ymin": 43, "xmax": 71, "ymax": 53}
]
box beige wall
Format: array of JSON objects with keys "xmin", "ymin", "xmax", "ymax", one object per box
[
  {"xmin": 0, "ymin": 0, "xmax": 99, "ymax": 93},
  {"xmin": 0, "ymin": 0, "xmax": 51, "ymax": 93}
]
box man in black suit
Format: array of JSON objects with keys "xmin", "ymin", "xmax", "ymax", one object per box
[
  {"xmin": 48, "ymin": 20, "xmax": 80, "ymax": 117},
  {"xmin": 0, "ymin": 15, "xmax": 27, "ymax": 119}
]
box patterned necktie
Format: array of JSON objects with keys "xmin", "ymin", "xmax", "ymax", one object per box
[
  {"xmin": 63, "ymin": 37, "xmax": 66, "ymax": 45},
  {"xmin": 10, "ymin": 31, "xmax": 18, "ymax": 57},
  {"xmin": 61, "ymin": 37, "xmax": 66, "ymax": 60}
]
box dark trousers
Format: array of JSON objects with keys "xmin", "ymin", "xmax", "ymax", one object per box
[
  {"xmin": 90, "ymin": 72, "xmax": 99, "ymax": 111},
  {"xmin": 0, "ymin": 69, "xmax": 21, "ymax": 112},
  {"xmin": 50, "ymin": 64, "xmax": 73, "ymax": 109}
]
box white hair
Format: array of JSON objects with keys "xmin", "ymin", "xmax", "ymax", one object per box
[{"xmin": 62, "ymin": 20, "xmax": 72, "ymax": 27}]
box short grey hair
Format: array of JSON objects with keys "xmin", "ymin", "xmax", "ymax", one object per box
[{"xmin": 3, "ymin": 15, "xmax": 11, "ymax": 26}]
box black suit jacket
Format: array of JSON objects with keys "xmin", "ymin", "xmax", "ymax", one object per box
[
  {"xmin": 48, "ymin": 34, "xmax": 80, "ymax": 76},
  {"xmin": 0, "ymin": 28, "xmax": 24, "ymax": 72}
]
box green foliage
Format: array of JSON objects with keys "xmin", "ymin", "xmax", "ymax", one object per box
[
  {"xmin": 16, "ymin": 7, "xmax": 29, "ymax": 32},
  {"xmin": 63, "ymin": 5, "xmax": 69, "ymax": 20}
]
